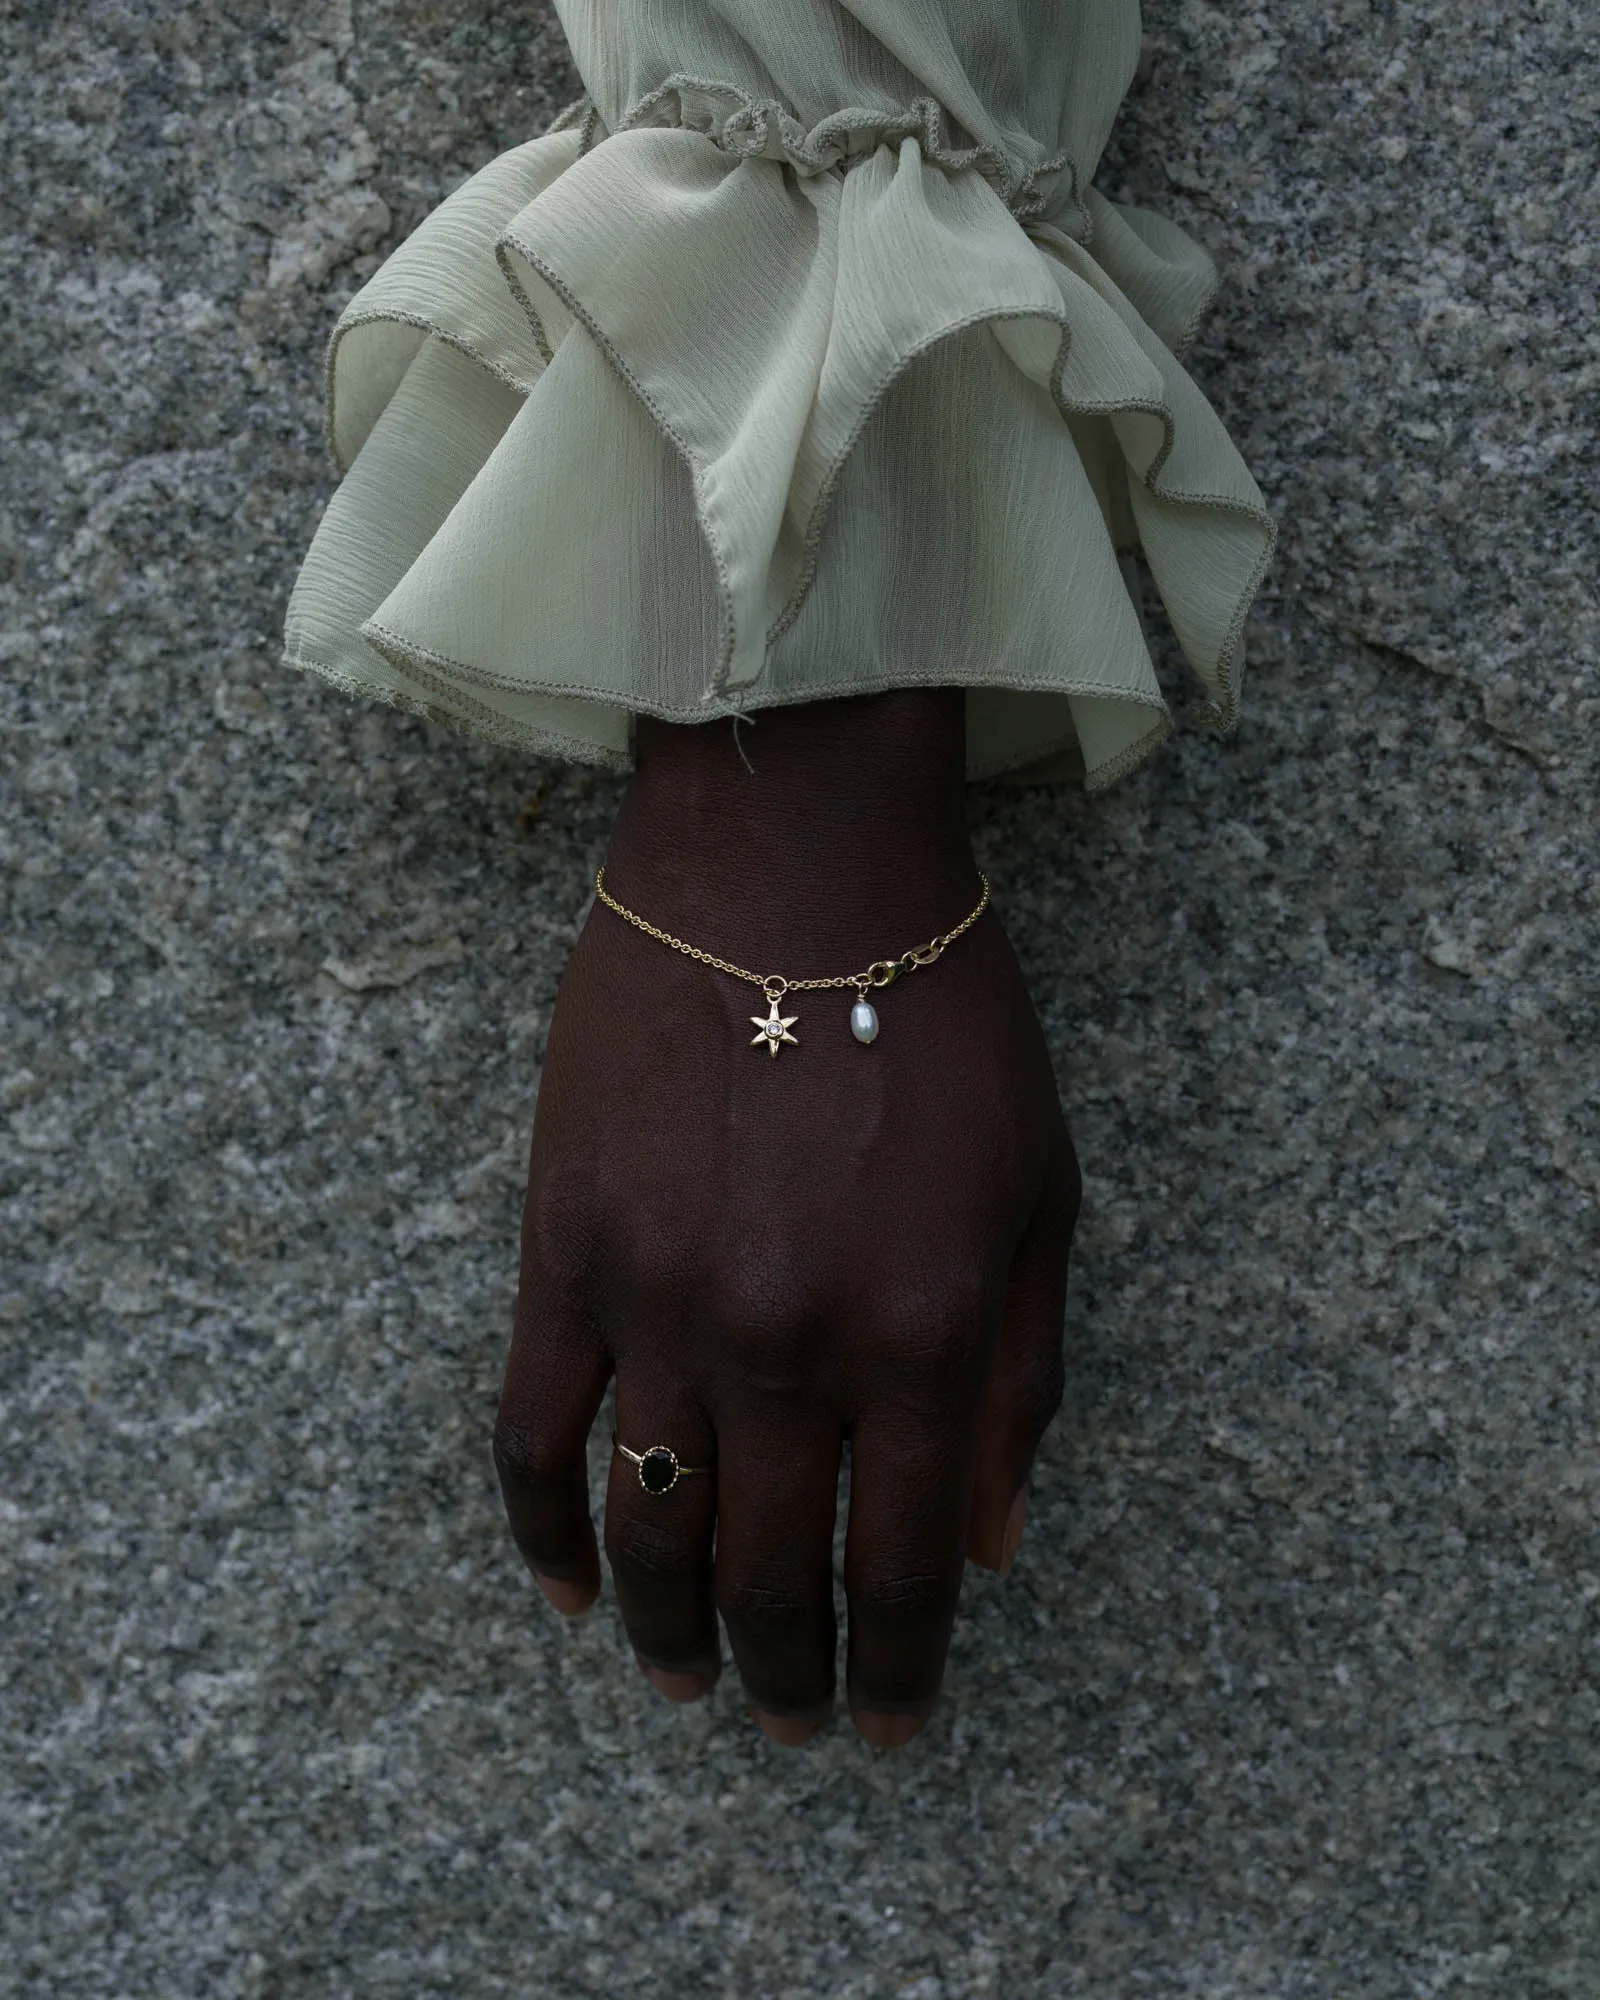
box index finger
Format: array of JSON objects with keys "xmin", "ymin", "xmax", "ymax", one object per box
[
  {"xmin": 841, "ymin": 1283, "xmax": 997, "ymax": 1746},
  {"xmin": 842, "ymin": 1406, "xmax": 980, "ymax": 1746}
]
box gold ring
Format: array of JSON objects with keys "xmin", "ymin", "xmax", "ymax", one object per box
[{"xmin": 613, "ymin": 1434, "xmax": 713, "ymax": 1495}]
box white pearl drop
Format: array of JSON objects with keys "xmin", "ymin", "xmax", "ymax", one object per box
[{"xmin": 851, "ymin": 1002, "xmax": 880, "ymax": 1044}]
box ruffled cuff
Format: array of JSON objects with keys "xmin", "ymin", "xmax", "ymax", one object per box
[{"xmin": 281, "ymin": 81, "xmax": 1276, "ymax": 788}]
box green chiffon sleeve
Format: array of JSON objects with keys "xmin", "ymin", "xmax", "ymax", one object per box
[{"xmin": 280, "ymin": 0, "xmax": 1277, "ymax": 789}]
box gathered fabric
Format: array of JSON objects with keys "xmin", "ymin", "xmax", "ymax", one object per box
[
  {"xmin": 281, "ymin": 0, "xmax": 1278, "ymax": 788},
  {"xmin": 601, "ymin": 77, "xmax": 1087, "ymax": 231}
]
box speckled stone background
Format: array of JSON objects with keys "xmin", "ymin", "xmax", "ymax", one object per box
[{"xmin": 3, "ymin": 2, "xmax": 1596, "ymax": 1994}]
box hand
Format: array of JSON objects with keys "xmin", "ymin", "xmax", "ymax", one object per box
[{"xmin": 493, "ymin": 691, "xmax": 1080, "ymax": 1748}]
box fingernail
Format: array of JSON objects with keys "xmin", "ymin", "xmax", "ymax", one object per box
[
  {"xmin": 533, "ymin": 1572, "xmax": 593, "ymax": 1616},
  {"xmin": 998, "ymin": 1488, "xmax": 1029, "ymax": 1574},
  {"xmin": 641, "ymin": 1663, "xmax": 719, "ymax": 1703},
  {"xmin": 852, "ymin": 1710, "xmax": 928, "ymax": 1749},
  {"xmin": 748, "ymin": 1704, "xmax": 831, "ymax": 1747}
]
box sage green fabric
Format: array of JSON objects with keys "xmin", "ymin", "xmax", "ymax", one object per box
[{"xmin": 280, "ymin": 0, "xmax": 1278, "ymax": 788}]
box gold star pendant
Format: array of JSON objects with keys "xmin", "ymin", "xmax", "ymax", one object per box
[{"xmin": 751, "ymin": 998, "xmax": 800, "ymax": 1059}]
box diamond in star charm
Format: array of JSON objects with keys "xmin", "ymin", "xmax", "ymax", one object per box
[{"xmin": 751, "ymin": 998, "xmax": 800, "ymax": 1058}]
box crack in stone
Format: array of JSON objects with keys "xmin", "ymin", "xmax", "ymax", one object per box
[{"xmin": 1308, "ymin": 608, "xmax": 1565, "ymax": 773}]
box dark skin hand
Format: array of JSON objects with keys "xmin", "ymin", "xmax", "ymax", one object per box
[{"xmin": 493, "ymin": 688, "xmax": 1080, "ymax": 1748}]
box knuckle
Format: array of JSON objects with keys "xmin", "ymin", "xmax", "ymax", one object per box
[
  {"xmin": 490, "ymin": 1414, "xmax": 567, "ymax": 1494},
  {"xmin": 711, "ymin": 1245, "xmax": 811, "ymax": 1325},
  {"xmin": 884, "ymin": 1266, "xmax": 989, "ymax": 1340},
  {"xmin": 851, "ymin": 1560, "xmax": 952, "ymax": 1623},
  {"xmin": 710, "ymin": 1263, "xmax": 818, "ymax": 1387},
  {"xmin": 606, "ymin": 1511, "xmax": 700, "ymax": 1583},
  {"xmin": 719, "ymin": 1561, "xmax": 815, "ymax": 1633},
  {"xmin": 722, "ymin": 1324, "xmax": 813, "ymax": 1400},
  {"xmin": 869, "ymin": 1272, "xmax": 990, "ymax": 1392}
]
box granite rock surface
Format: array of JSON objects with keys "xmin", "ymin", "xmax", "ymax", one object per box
[{"xmin": 2, "ymin": 2, "xmax": 1596, "ymax": 1995}]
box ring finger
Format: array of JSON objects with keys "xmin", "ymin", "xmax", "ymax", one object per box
[{"xmin": 604, "ymin": 1372, "xmax": 721, "ymax": 1700}]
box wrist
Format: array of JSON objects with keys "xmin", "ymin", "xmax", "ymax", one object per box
[{"xmin": 602, "ymin": 690, "xmax": 980, "ymax": 967}]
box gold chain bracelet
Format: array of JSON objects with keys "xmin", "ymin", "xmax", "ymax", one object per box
[{"xmin": 593, "ymin": 866, "xmax": 990, "ymax": 1058}]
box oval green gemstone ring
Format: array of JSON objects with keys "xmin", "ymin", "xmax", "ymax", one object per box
[{"xmin": 613, "ymin": 1435, "xmax": 714, "ymax": 1496}]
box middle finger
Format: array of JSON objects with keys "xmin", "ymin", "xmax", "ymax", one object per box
[
  {"xmin": 605, "ymin": 1371, "xmax": 721, "ymax": 1690},
  {"xmin": 714, "ymin": 1411, "xmax": 844, "ymax": 1729}
]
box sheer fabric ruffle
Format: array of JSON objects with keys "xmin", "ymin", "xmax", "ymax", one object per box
[{"xmin": 281, "ymin": 1, "xmax": 1277, "ymax": 787}]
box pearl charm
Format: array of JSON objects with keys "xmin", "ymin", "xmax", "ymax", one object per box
[{"xmin": 851, "ymin": 1001, "xmax": 880, "ymax": 1044}]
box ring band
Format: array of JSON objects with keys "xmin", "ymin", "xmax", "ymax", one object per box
[{"xmin": 613, "ymin": 1434, "xmax": 713, "ymax": 1495}]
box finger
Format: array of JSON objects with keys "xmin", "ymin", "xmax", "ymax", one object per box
[
  {"xmin": 604, "ymin": 1372, "xmax": 721, "ymax": 1700},
  {"xmin": 714, "ymin": 1413, "xmax": 844, "ymax": 1741},
  {"xmin": 966, "ymin": 1130, "xmax": 1080, "ymax": 1574},
  {"xmin": 842, "ymin": 1398, "xmax": 982, "ymax": 1744},
  {"xmin": 842, "ymin": 1269, "xmax": 1001, "ymax": 1745},
  {"xmin": 493, "ymin": 1235, "xmax": 612, "ymax": 1617}
]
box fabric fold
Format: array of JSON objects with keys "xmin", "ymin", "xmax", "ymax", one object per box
[{"xmin": 282, "ymin": 2, "xmax": 1277, "ymax": 789}]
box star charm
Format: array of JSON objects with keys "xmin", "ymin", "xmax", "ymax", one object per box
[{"xmin": 750, "ymin": 998, "xmax": 800, "ymax": 1058}]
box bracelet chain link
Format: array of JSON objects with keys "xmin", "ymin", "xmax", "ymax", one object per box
[{"xmin": 593, "ymin": 866, "xmax": 990, "ymax": 1004}]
